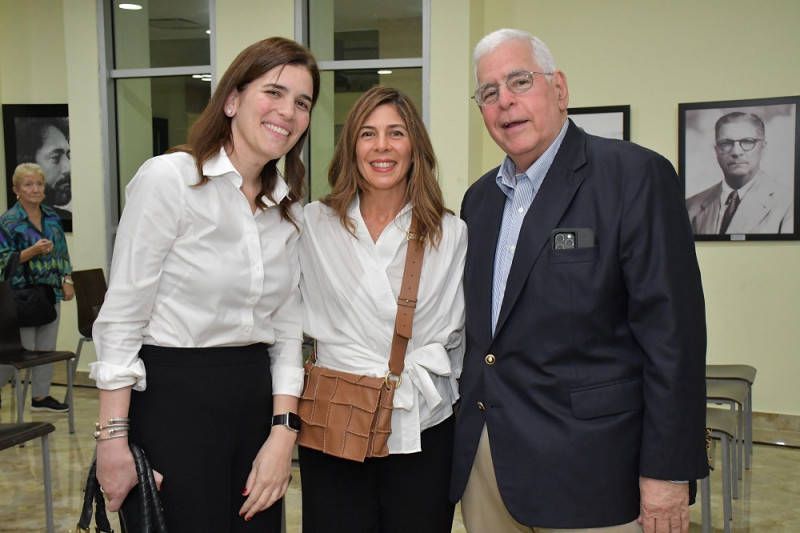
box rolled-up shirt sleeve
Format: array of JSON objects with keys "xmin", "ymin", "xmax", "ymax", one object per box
[
  {"xmin": 268, "ymin": 203, "xmax": 305, "ymax": 397},
  {"xmin": 89, "ymin": 157, "xmax": 184, "ymax": 391}
]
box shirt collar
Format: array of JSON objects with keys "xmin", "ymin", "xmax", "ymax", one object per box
[
  {"xmin": 720, "ymin": 171, "xmax": 758, "ymax": 203},
  {"xmin": 202, "ymin": 147, "xmax": 291, "ymax": 208},
  {"xmin": 10, "ymin": 202, "xmax": 57, "ymax": 220},
  {"xmin": 495, "ymin": 119, "xmax": 569, "ymax": 197},
  {"xmin": 349, "ymin": 195, "xmax": 414, "ymax": 224}
]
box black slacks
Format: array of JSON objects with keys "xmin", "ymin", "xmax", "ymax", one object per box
[
  {"xmin": 298, "ymin": 415, "xmax": 455, "ymax": 533},
  {"xmin": 129, "ymin": 344, "xmax": 282, "ymax": 533}
]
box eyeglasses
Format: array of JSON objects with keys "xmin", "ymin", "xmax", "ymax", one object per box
[
  {"xmin": 472, "ymin": 70, "xmax": 553, "ymax": 108},
  {"xmin": 715, "ymin": 138, "xmax": 764, "ymax": 153}
]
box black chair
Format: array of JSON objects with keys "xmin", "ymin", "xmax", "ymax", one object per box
[
  {"xmin": 0, "ymin": 280, "xmax": 77, "ymax": 433},
  {"xmin": 68, "ymin": 268, "xmax": 107, "ymax": 388},
  {"xmin": 0, "ymin": 422, "xmax": 56, "ymax": 532}
]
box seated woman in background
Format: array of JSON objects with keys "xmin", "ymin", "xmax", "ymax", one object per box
[
  {"xmin": 0, "ymin": 162, "xmax": 73, "ymax": 412},
  {"xmin": 298, "ymin": 86, "xmax": 467, "ymax": 533}
]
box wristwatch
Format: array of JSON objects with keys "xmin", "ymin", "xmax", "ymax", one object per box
[{"xmin": 271, "ymin": 412, "xmax": 301, "ymax": 432}]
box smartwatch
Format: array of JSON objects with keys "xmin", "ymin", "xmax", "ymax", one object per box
[{"xmin": 271, "ymin": 412, "xmax": 301, "ymax": 432}]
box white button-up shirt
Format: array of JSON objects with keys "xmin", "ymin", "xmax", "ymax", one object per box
[
  {"xmin": 90, "ymin": 149, "xmax": 304, "ymax": 396},
  {"xmin": 299, "ymin": 199, "xmax": 466, "ymax": 453}
]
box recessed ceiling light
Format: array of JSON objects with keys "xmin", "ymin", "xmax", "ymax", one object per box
[
  {"xmin": 206, "ymin": 29, "xmax": 211, "ymax": 34},
  {"xmin": 119, "ymin": 3, "xmax": 143, "ymax": 10},
  {"xmin": 377, "ymin": 70, "xmax": 392, "ymax": 75}
]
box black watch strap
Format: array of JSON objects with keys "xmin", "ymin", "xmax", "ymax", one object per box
[{"xmin": 271, "ymin": 412, "xmax": 301, "ymax": 432}]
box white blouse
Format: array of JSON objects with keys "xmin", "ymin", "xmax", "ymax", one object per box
[
  {"xmin": 90, "ymin": 149, "xmax": 304, "ymax": 396},
  {"xmin": 299, "ymin": 199, "xmax": 467, "ymax": 454}
]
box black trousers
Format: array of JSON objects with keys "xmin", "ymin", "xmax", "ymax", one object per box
[
  {"xmin": 298, "ymin": 415, "xmax": 455, "ymax": 533},
  {"xmin": 129, "ymin": 344, "xmax": 282, "ymax": 533}
]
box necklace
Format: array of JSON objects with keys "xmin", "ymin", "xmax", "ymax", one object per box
[
  {"xmin": 365, "ymin": 220, "xmax": 384, "ymax": 241},
  {"xmin": 362, "ymin": 216, "xmax": 389, "ymax": 242}
]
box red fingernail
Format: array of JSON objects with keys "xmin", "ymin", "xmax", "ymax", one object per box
[
  {"xmin": 241, "ymin": 488, "xmax": 248, "ymax": 496},
  {"xmin": 245, "ymin": 516, "xmax": 251, "ymax": 522}
]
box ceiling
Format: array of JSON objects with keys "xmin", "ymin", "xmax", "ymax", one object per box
[{"xmin": 116, "ymin": 0, "xmax": 422, "ymax": 40}]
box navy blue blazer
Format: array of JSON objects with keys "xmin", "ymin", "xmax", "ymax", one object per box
[{"xmin": 450, "ymin": 120, "xmax": 708, "ymax": 528}]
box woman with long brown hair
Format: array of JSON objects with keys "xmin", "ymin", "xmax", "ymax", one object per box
[
  {"xmin": 91, "ymin": 37, "xmax": 320, "ymax": 532},
  {"xmin": 298, "ymin": 86, "xmax": 467, "ymax": 532}
]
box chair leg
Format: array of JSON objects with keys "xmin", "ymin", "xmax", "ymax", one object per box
[
  {"xmin": 701, "ymin": 475, "xmax": 712, "ymax": 533},
  {"xmin": 66, "ymin": 358, "xmax": 75, "ymax": 434},
  {"xmin": 15, "ymin": 369, "xmax": 26, "ymax": 425},
  {"xmin": 736, "ymin": 403, "xmax": 744, "ymax": 482},
  {"xmin": 745, "ymin": 385, "xmax": 753, "ymax": 470},
  {"xmin": 724, "ymin": 403, "xmax": 740, "ymax": 500},
  {"xmin": 64, "ymin": 337, "xmax": 85, "ymax": 404},
  {"xmin": 720, "ymin": 435, "xmax": 732, "ymax": 533},
  {"xmin": 42, "ymin": 432, "xmax": 55, "ymax": 533}
]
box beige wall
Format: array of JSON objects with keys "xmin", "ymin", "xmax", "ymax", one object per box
[{"xmin": 1, "ymin": 0, "xmax": 798, "ymax": 417}]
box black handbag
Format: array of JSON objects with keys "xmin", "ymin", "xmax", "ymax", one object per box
[
  {"xmin": 3, "ymin": 251, "xmax": 57, "ymax": 327},
  {"xmin": 77, "ymin": 443, "xmax": 168, "ymax": 533}
]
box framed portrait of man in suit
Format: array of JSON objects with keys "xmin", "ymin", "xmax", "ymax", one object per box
[
  {"xmin": 2, "ymin": 104, "xmax": 72, "ymax": 232},
  {"xmin": 679, "ymin": 95, "xmax": 799, "ymax": 241}
]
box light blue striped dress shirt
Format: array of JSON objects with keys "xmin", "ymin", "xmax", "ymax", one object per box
[{"xmin": 491, "ymin": 120, "xmax": 569, "ymax": 334}]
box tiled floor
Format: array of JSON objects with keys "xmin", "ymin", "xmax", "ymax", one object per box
[{"xmin": 1, "ymin": 384, "xmax": 798, "ymax": 532}]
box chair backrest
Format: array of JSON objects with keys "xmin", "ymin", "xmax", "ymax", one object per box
[
  {"xmin": 0, "ymin": 281, "xmax": 25, "ymax": 355},
  {"xmin": 71, "ymin": 269, "xmax": 108, "ymax": 338}
]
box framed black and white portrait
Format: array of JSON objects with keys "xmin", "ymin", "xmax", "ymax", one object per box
[
  {"xmin": 3, "ymin": 104, "xmax": 72, "ymax": 232},
  {"xmin": 679, "ymin": 96, "xmax": 799, "ymax": 241},
  {"xmin": 568, "ymin": 105, "xmax": 630, "ymax": 141}
]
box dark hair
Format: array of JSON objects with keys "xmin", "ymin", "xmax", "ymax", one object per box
[
  {"xmin": 16, "ymin": 117, "xmax": 70, "ymax": 163},
  {"xmin": 171, "ymin": 37, "xmax": 320, "ymax": 224},
  {"xmin": 715, "ymin": 112, "xmax": 765, "ymax": 139},
  {"xmin": 323, "ymin": 86, "xmax": 449, "ymax": 248}
]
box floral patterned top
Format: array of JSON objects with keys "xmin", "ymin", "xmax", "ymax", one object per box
[{"xmin": 0, "ymin": 202, "xmax": 72, "ymax": 301}]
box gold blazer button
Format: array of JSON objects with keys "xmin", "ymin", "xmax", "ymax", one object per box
[
  {"xmin": 477, "ymin": 402, "xmax": 486, "ymax": 410},
  {"xmin": 485, "ymin": 354, "xmax": 496, "ymax": 365}
]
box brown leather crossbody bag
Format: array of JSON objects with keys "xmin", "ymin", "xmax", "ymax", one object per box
[{"xmin": 296, "ymin": 215, "xmax": 425, "ymax": 462}]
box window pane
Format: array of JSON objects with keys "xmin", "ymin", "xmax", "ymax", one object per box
[
  {"xmin": 115, "ymin": 76, "xmax": 210, "ymax": 207},
  {"xmin": 308, "ymin": 0, "xmax": 422, "ymax": 61},
  {"xmin": 113, "ymin": 0, "xmax": 210, "ymax": 69},
  {"xmin": 309, "ymin": 68, "xmax": 422, "ymax": 201}
]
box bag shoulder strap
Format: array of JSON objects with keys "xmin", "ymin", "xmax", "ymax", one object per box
[
  {"xmin": 388, "ymin": 213, "xmax": 425, "ymax": 379},
  {"xmin": 76, "ymin": 451, "xmax": 114, "ymax": 533},
  {"xmin": 130, "ymin": 443, "xmax": 168, "ymax": 532}
]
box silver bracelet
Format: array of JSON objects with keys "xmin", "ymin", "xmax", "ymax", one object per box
[
  {"xmin": 96, "ymin": 432, "xmax": 129, "ymax": 442},
  {"xmin": 94, "ymin": 426, "xmax": 129, "ymax": 440},
  {"xmin": 94, "ymin": 420, "xmax": 131, "ymax": 440},
  {"xmin": 95, "ymin": 422, "xmax": 130, "ymax": 430}
]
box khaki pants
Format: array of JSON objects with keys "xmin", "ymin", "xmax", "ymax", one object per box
[{"xmin": 461, "ymin": 424, "xmax": 642, "ymax": 533}]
